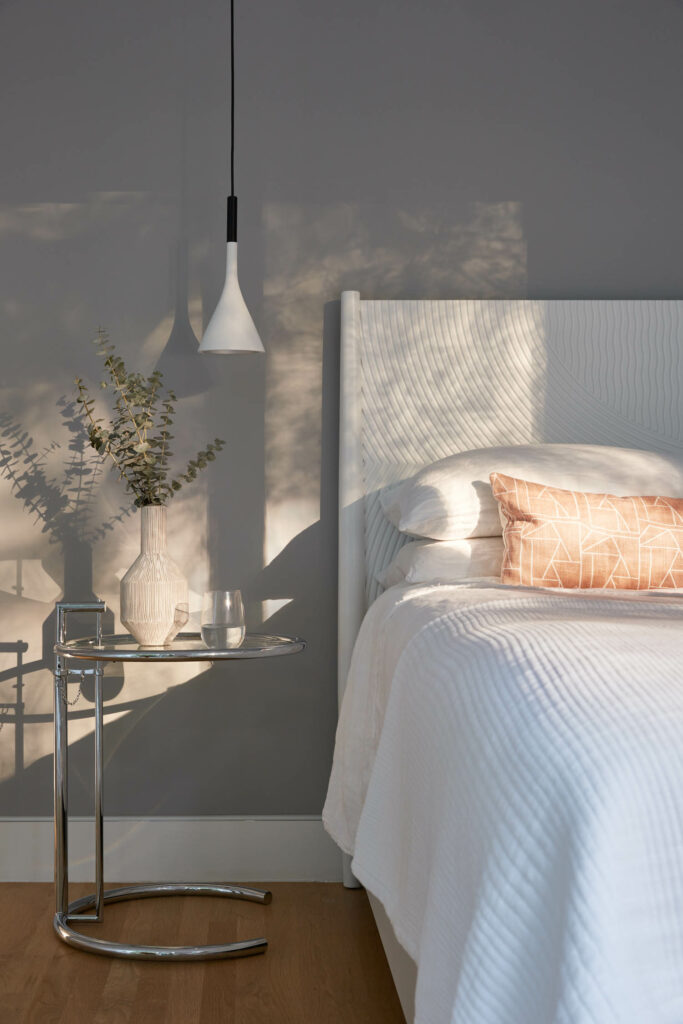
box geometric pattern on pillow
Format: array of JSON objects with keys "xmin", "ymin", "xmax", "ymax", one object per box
[{"xmin": 490, "ymin": 471, "xmax": 683, "ymax": 589}]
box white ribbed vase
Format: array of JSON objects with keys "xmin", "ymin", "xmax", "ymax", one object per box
[{"xmin": 120, "ymin": 505, "xmax": 188, "ymax": 647}]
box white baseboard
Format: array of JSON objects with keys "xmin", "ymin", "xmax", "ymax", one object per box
[{"xmin": 0, "ymin": 816, "xmax": 343, "ymax": 883}]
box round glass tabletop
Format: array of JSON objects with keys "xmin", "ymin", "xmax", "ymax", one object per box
[{"xmin": 54, "ymin": 632, "xmax": 305, "ymax": 663}]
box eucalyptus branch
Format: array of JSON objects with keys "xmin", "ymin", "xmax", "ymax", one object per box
[
  {"xmin": 156, "ymin": 391, "xmax": 176, "ymax": 502},
  {"xmin": 75, "ymin": 378, "xmax": 136, "ymax": 490},
  {"xmin": 75, "ymin": 334, "xmax": 225, "ymax": 507},
  {"xmin": 102, "ymin": 352, "xmax": 146, "ymax": 449},
  {"xmin": 142, "ymin": 370, "xmax": 163, "ymax": 443}
]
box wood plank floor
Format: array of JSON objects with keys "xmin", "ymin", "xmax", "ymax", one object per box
[{"xmin": 1, "ymin": 883, "xmax": 406, "ymax": 1024}]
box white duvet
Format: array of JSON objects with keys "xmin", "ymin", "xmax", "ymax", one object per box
[{"xmin": 323, "ymin": 582, "xmax": 683, "ymax": 1024}]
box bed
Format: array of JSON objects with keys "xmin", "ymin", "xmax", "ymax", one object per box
[{"xmin": 323, "ymin": 294, "xmax": 683, "ymax": 1024}]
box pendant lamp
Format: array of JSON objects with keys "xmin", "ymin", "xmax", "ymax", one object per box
[{"xmin": 199, "ymin": 0, "xmax": 264, "ymax": 354}]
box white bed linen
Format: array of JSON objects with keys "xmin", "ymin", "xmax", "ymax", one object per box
[{"xmin": 323, "ymin": 582, "xmax": 683, "ymax": 1024}]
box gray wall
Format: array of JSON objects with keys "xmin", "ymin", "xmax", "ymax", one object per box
[{"xmin": 1, "ymin": 0, "xmax": 681, "ymax": 816}]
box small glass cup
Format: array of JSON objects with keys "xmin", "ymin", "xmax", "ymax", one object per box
[
  {"xmin": 201, "ymin": 590, "xmax": 245, "ymax": 649},
  {"xmin": 165, "ymin": 602, "xmax": 190, "ymax": 645}
]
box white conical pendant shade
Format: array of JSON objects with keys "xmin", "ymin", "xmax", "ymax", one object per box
[{"xmin": 199, "ymin": 242, "xmax": 264, "ymax": 354}]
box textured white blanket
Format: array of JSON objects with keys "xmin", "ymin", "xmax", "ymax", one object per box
[{"xmin": 323, "ymin": 583, "xmax": 683, "ymax": 1024}]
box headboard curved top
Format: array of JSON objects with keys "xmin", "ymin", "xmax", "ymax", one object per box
[{"xmin": 338, "ymin": 291, "xmax": 683, "ymax": 699}]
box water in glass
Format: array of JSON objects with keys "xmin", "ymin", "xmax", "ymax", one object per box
[{"xmin": 201, "ymin": 590, "xmax": 245, "ymax": 649}]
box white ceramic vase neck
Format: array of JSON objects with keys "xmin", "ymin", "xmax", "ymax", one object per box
[{"xmin": 140, "ymin": 504, "xmax": 166, "ymax": 553}]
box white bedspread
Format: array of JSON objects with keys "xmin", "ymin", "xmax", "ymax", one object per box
[{"xmin": 323, "ymin": 582, "xmax": 683, "ymax": 1024}]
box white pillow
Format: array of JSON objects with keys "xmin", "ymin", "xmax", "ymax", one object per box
[
  {"xmin": 378, "ymin": 537, "xmax": 504, "ymax": 588},
  {"xmin": 380, "ymin": 443, "xmax": 683, "ymax": 540}
]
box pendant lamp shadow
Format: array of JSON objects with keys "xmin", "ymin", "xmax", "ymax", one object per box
[{"xmin": 199, "ymin": 0, "xmax": 264, "ymax": 355}]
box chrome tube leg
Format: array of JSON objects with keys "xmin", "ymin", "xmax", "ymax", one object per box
[
  {"xmin": 54, "ymin": 601, "xmax": 106, "ymax": 926},
  {"xmin": 94, "ymin": 657, "xmax": 104, "ymax": 921},
  {"xmin": 93, "ymin": 604, "xmax": 104, "ymax": 921},
  {"xmin": 54, "ymin": 608, "xmax": 69, "ymax": 918}
]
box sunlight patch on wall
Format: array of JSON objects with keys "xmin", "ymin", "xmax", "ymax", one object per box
[
  {"xmin": 0, "ymin": 377, "xmax": 211, "ymax": 785},
  {"xmin": 0, "ymin": 560, "xmax": 61, "ymax": 603},
  {"xmin": 261, "ymin": 200, "xmax": 527, "ymax": 564},
  {"xmin": 263, "ymin": 598, "xmax": 294, "ymax": 619},
  {"xmin": 0, "ymin": 193, "xmax": 151, "ymax": 244},
  {"xmin": 264, "ymin": 498, "xmax": 320, "ymax": 566},
  {"xmin": 0, "ymin": 185, "xmax": 226, "ymax": 806}
]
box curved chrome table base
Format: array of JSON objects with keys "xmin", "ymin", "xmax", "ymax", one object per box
[
  {"xmin": 53, "ymin": 883, "xmax": 272, "ymax": 961},
  {"xmin": 53, "ymin": 604, "xmax": 306, "ymax": 963}
]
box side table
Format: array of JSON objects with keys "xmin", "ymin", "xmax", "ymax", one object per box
[{"xmin": 53, "ymin": 601, "xmax": 305, "ymax": 961}]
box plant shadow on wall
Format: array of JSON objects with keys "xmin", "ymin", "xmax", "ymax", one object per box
[
  {"xmin": 0, "ymin": 398, "xmax": 132, "ymax": 799},
  {"xmin": 0, "ymin": 392, "xmax": 219, "ymax": 816},
  {"xmin": 0, "ymin": 338, "xmax": 264, "ymax": 819}
]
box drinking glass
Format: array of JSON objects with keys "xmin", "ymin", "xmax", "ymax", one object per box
[
  {"xmin": 201, "ymin": 590, "xmax": 245, "ymax": 649},
  {"xmin": 164, "ymin": 603, "xmax": 190, "ymax": 645}
]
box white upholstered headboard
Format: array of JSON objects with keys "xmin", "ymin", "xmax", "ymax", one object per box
[{"xmin": 338, "ymin": 291, "xmax": 683, "ymax": 704}]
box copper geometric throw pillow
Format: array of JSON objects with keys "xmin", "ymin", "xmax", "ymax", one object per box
[{"xmin": 490, "ymin": 471, "xmax": 683, "ymax": 589}]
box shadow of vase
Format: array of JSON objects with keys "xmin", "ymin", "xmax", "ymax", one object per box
[{"xmin": 41, "ymin": 538, "xmax": 124, "ymax": 703}]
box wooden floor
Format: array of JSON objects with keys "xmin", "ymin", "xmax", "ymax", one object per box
[{"xmin": 1, "ymin": 883, "xmax": 406, "ymax": 1024}]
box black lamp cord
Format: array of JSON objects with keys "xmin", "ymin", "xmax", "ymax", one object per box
[
  {"xmin": 230, "ymin": 0, "xmax": 235, "ymax": 195},
  {"xmin": 227, "ymin": 0, "xmax": 238, "ymax": 242}
]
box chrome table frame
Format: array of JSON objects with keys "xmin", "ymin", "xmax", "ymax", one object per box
[{"xmin": 53, "ymin": 601, "xmax": 305, "ymax": 961}]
